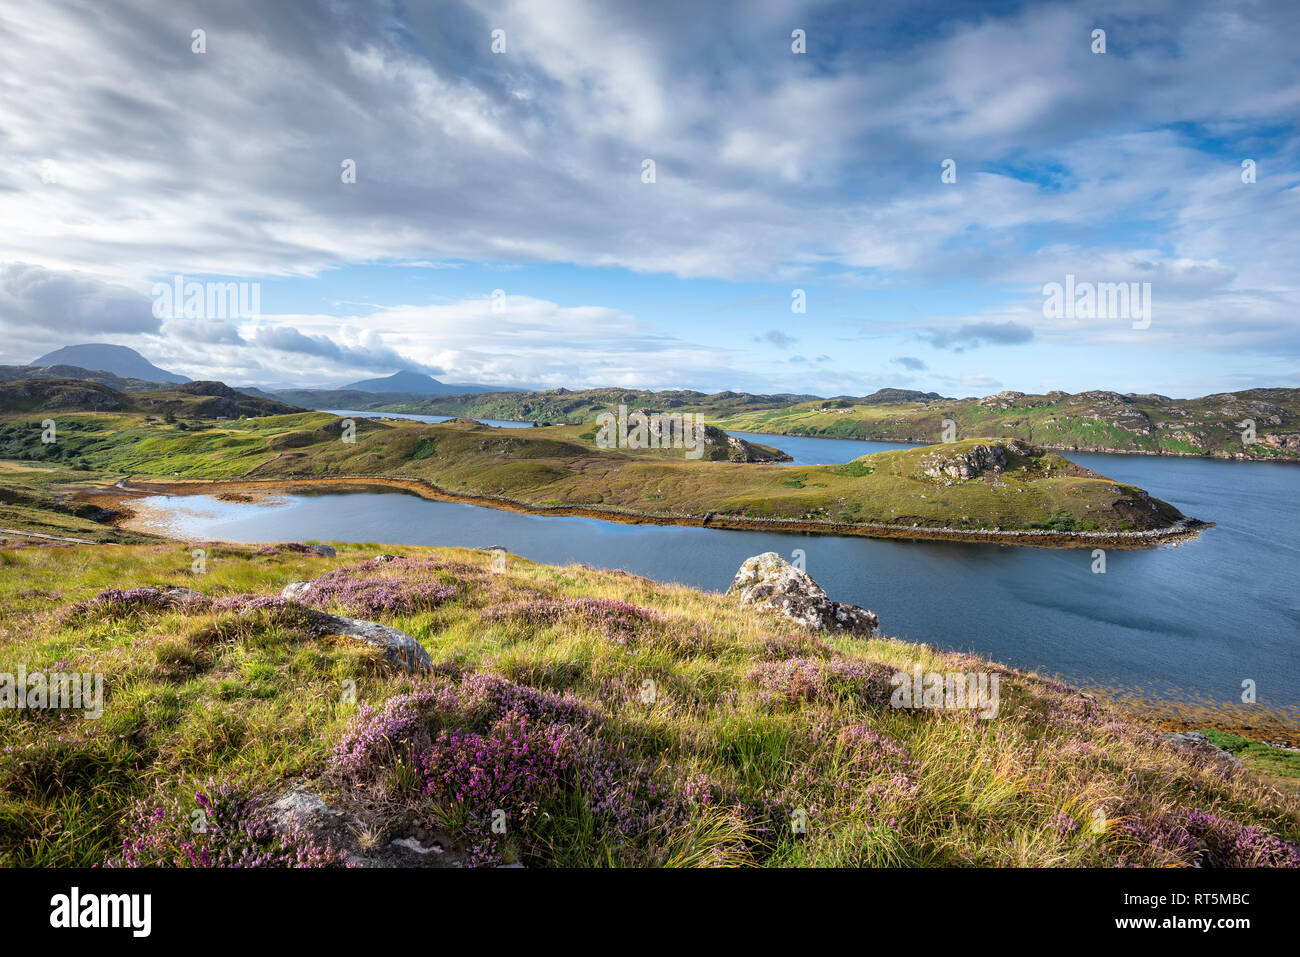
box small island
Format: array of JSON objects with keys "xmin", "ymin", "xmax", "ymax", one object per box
[{"xmin": 0, "ymin": 378, "xmax": 1202, "ymax": 548}]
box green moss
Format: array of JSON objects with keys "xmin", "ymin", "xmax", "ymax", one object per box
[{"xmin": 1202, "ymin": 729, "xmax": 1300, "ymax": 780}]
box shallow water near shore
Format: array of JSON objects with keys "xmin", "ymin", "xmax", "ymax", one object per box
[{"xmin": 128, "ymin": 431, "xmax": 1299, "ymax": 709}]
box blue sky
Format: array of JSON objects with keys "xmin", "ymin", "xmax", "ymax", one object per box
[{"xmin": 0, "ymin": 0, "xmax": 1297, "ymax": 396}]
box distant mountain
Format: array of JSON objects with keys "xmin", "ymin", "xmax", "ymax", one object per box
[
  {"xmin": 339, "ymin": 370, "xmax": 508, "ymax": 395},
  {"xmin": 1, "ymin": 363, "xmax": 146, "ymax": 392},
  {"xmin": 30, "ymin": 344, "xmax": 188, "ymax": 384},
  {"xmin": 0, "ymin": 377, "xmax": 302, "ymax": 418}
]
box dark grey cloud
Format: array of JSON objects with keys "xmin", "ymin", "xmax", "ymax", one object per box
[
  {"xmin": 0, "ymin": 263, "xmax": 158, "ymax": 336},
  {"xmin": 923, "ymin": 321, "xmax": 1035, "ymax": 351},
  {"xmin": 892, "ymin": 356, "xmax": 928, "ymax": 371},
  {"xmin": 755, "ymin": 329, "xmax": 798, "ymax": 347},
  {"xmin": 4, "ymin": 0, "xmax": 1297, "ymax": 290},
  {"xmin": 253, "ymin": 324, "xmax": 438, "ymax": 373}
]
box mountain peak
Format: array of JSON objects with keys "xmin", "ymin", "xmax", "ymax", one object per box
[
  {"xmin": 30, "ymin": 343, "xmax": 187, "ymax": 384},
  {"xmin": 340, "ymin": 370, "xmax": 450, "ymax": 394}
]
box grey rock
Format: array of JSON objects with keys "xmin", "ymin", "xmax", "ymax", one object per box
[
  {"xmin": 919, "ymin": 441, "xmax": 1037, "ymax": 482},
  {"xmin": 155, "ymin": 585, "xmax": 205, "ymax": 602},
  {"xmin": 315, "ymin": 613, "xmax": 433, "ymax": 673},
  {"xmin": 1162, "ymin": 731, "xmax": 1245, "ymax": 769},
  {"xmin": 391, "ymin": 836, "xmax": 441, "ymax": 855},
  {"xmin": 281, "ymin": 580, "xmax": 314, "ymax": 601},
  {"xmin": 279, "ymin": 579, "xmax": 432, "ymax": 673},
  {"xmin": 727, "ymin": 551, "xmax": 878, "ymax": 635},
  {"xmin": 308, "ymin": 544, "xmax": 336, "ymax": 557},
  {"xmin": 269, "ymin": 788, "xmax": 337, "ymax": 832},
  {"xmin": 268, "ymin": 788, "xmax": 460, "ymax": 868}
]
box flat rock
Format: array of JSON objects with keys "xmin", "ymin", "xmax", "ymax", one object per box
[
  {"xmin": 268, "ymin": 788, "xmax": 461, "ymax": 868},
  {"xmin": 727, "ymin": 551, "xmax": 878, "ymax": 635}
]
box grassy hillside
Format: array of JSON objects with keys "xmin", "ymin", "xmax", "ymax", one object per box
[
  {"xmin": 0, "ymin": 464, "xmax": 161, "ymax": 545},
  {"xmin": 0, "ymin": 406, "xmax": 1188, "ymax": 537},
  {"xmin": 713, "ymin": 389, "xmax": 1300, "ymax": 462},
  {"xmin": 0, "ymin": 542, "xmax": 1294, "ymax": 867},
  {"xmin": 0, "ymin": 377, "xmax": 303, "ymax": 420},
  {"xmin": 302, "ymin": 385, "xmax": 1300, "ymax": 462},
  {"xmin": 277, "ymin": 386, "xmax": 823, "ymax": 422}
]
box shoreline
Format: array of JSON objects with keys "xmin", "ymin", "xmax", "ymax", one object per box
[
  {"xmin": 80, "ymin": 473, "xmax": 1209, "ymax": 550},
  {"xmin": 718, "ymin": 425, "xmax": 1299, "ymax": 464}
]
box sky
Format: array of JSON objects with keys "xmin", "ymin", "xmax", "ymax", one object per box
[{"xmin": 0, "ymin": 0, "xmax": 1297, "ymax": 397}]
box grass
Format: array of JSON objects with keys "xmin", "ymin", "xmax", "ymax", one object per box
[
  {"xmin": 710, "ymin": 389, "xmax": 1300, "ymax": 462},
  {"xmin": 1202, "ymin": 729, "xmax": 1300, "ymax": 782},
  {"xmin": 1, "ymin": 542, "xmax": 1295, "ymax": 867},
  {"xmin": 0, "ymin": 408, "xmax": 1190, "ymax": 536}
]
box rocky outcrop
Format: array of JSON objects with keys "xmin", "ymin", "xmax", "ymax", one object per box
[
  {"xmin": 919, "ymin": 440, "xmax": 1037, "ymax": 482},
  {"xmin": 1259, "ymin": 431, "xmax": 1300, "ymax": 453},
  {"xmin": 726, "ymin": 552, "xmax": 878, "ymax": 634},
  {"xmin": 1162, "ymin": 731, "xmax": 1244, "ymax": 771},
  {"xmin": 280, "ymin": 580, "xmax": 432, "ymax": 673},
  {"xmin": 976, "ymin": 390, "xmax": 1026, "ymax": 410},
  {"xmin": 698, "ymin": 425, "xmax": 792, "ymax": 462}
]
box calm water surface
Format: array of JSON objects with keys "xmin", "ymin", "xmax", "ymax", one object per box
[
  {"xmin": 137, "ymin": 428, "xmax": 1299, "ymax": 705},
  {"xmin": 323, "ymin": 409, "xmax": 535, "ymax": 429}
]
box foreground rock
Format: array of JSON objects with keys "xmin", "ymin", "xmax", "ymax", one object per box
[
  {"xmin": 1162, "ymin": 731, "xmax": 1245, "ymax": 771},
  {"xmin": 268, "ymin": 788, "xmax": 463, "ymax": 868},
  {"xmin": 281, "ymin": 581, "xmax": 433, "ymax": 673},
  {"xmin": 727, "ymin": 551, "xmax": 878, "ymax": 634}
]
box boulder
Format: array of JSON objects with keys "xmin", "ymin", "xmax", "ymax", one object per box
[
  {"xmin": 1162, "ymin": 731, "xmax": 1244, "ymax": 770},
  {"xmin": 726, "ymin": 552, "xmax": 878, "ymax": 635},
  {"xmin": 279, "ymin": 580, "xmax": 432, "ymax": 673},
  {"xmin": 268, "ymin": 788, "xmax": 460, "ymax": 868},
  {"xmin": 281, "ymin": 580, "xmax": 314, "ymax": 601},
  {"xmin": 153, "ymin": 585, "xmax": 205, "ymax": 603},
  {"xmin": 315, "ymin": 612, "xmax": 433, "ymax": 674}
]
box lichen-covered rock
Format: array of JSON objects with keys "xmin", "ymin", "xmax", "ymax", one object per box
[
  {"xmin": 281, "ymin": 580, "xmax": 314, "ymax": 601},
  {"xmin": 316, "ymin": 613, "xmax": 433, "ymax": 673},
  {"xmin": 278, "ymin": 580, "xmax": 432, "ymax": 672},
  {"xmin": 726, "ymin": 552, "xmax": 878, "ymax": 635},
  {"xmin": 268, "ymin": 788, "xmax": 460, "ymax": 868},
  {"xmin": 919, "ymin": 441, "xmax": 1036, "ymax": 481}
]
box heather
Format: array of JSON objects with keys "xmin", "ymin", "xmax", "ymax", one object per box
[
  {"xmin": 287, "ymin": 558, "xmax": 459, "ymax": 617},
  {"xmin": 1115, "ymin": 807, "xmax": 1300, "ymax": 868},
  {"xmin": 0, "ymin": 541, "xmax": 1296, "ymax": 868},
  {"xmin": 104, "ymin": 782, "xmax": 348, "ymax": 868}
]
